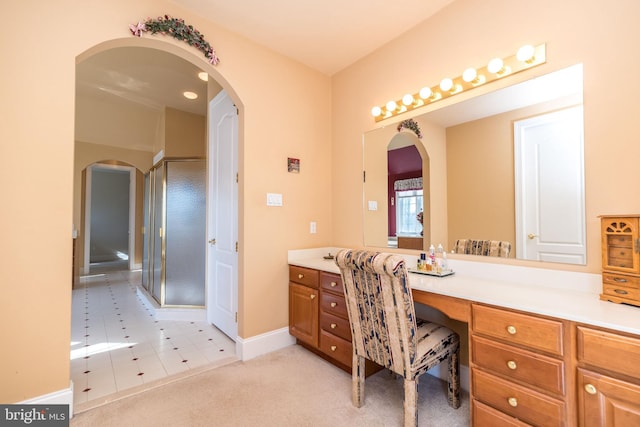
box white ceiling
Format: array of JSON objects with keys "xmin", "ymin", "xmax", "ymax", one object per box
[{"xmin": 171, "ymin": 0, "xmax": 455, "ymax": 76}]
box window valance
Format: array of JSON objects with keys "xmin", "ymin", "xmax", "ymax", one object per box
[{"xmin": 394, "ymin": 177, "xmax": 423, "ymax": 191}]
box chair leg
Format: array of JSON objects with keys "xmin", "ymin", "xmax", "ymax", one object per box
[
  {"xmin": 447, "ymin": 348, "xmax": 461, "ymax": 409},
  {"xmin": 403, "ymin": 378, "xmax": 418, "ymax": 427},
  {"xmin": 352, "ymin": 352, "xmax": 365, "ymax": 407}
]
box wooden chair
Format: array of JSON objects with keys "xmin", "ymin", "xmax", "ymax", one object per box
[{"xmin": 335, "ymin": 249, "xmax": 460, "ymax": 427}]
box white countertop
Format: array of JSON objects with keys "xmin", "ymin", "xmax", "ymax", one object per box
[{"xmin": 288, "ymin": 247, "xmax": 640, "ymax": 336}]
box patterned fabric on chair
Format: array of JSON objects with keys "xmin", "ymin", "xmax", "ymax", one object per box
[
  {"xmin": 335, "ymin": 249, "xmax": 460, "ymax": 427},
  {"xmin": 453, "ymin": 239, "xmax": 511, "ymax": 257}
]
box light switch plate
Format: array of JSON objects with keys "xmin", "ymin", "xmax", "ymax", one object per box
[
  {"xmin": 266, "ymin": 193, "xmax": 283, "ymax": 206},
  {"xmin": 368, "ymin": 201, "xmax": 378, "ymax": 211}
]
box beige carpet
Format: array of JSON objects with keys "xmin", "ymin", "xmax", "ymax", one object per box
[{"xmin": 71, "ymin": 345, "xmax": 469, "ymax": 426}]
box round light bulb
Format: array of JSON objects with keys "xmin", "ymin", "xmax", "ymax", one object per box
[
  {"xmin": 488, "ymin": 58, "xmax": 504, "ymax": 74},
  {"xmin": 402, "ymin": 94, "xmax": 414, "ymax": 106},
  {"xmin": 371, "ymin": 106, "xmax": 382, "ymax": 117},
  {"xmin": 386, "ymin": 100, "xmax": 398, "ymax": 112},
  {"xmin": 183, "ymin": 91, "xmax": 198, "ymax": 100},
  {"xmin": 517, "ymin": 45, "xmax": 535, "ymax": 62},
  {"xmin": 197, "ymin": 71, "xmax": 209, "ymax": 81},
  {"xmin": 439, "ymin": 78, "xmax": 454, "ymax": 92},
  {"xmin": 462, "ymin": 68, "xmax": 477, "ymax": 83},
  {"xmin": 419, "ymin": 87, "xmax": 432, "ymax": 99}
]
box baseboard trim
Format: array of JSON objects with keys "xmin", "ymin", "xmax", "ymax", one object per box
[
  {"xmin": 20, "ymin": 381, "xmax": 74, "ymax": 418},
  {"xmin": 236, "ymin": 327, "xmax": 295, "ymax": 361}
]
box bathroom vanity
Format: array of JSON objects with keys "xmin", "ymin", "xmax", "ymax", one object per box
[{"xmin": 289, "ymin": 248, "xmax": 640, "ymax": 426}]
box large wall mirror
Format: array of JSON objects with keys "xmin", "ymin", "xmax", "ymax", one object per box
[{"xmin": 363, "ymin": 64, "xmax": 586, "ymax": 265}]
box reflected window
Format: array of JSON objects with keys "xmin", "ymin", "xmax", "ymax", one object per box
[{"xmin": 396, "ymin": 189, "xmax": 423, "ymax": 236}]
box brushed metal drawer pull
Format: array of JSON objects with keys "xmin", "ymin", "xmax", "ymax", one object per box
[
  {"xmin": 330, "ymin": 345, "xmax": 337, "ymax": 352},
  {"xmin": 298, "ymin": 274, "xmax": 304, "ymax": 279},
  {"xmin": 330, "ymin": 281, "xmax": 338, "ymax": 287},
  {"xmin": 310, "ymin": 294, "xmax": 316, "ymax": 300},
  {"xmin": 614, "ymin": 289, "xmax": 629, "ymax": 295},
  {"xmin": 331, "ymin": 302, "xmax": 338, "ymax": 308},
  {"xmin": 507, "ymin": 360, "xmax": 517, "ymax": 370},
  {"xmin": 584, "ymin": 384, "xmax": 597, "ymax": 395},
  {"xmin": 508, "ymin": 397, "xmax": 518, "ymax": 407},
  {"xmin": 330, "ymin": 323, "xmax": 337, "ymax": 329},
  {"xmin": 613, "ymin": 277, "xmax": 628, "ymax": 283},
  {"xmin": 507, "ymin": 325, "xmax": 517, "ymax": 335}
]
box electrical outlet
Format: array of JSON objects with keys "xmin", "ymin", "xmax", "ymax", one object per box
[{"xmin": 310, "ymin": 221, "xmax": 317, "ymax": 234}]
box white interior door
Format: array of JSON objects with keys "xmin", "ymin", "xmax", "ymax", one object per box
[
  {"xmin": 207, "ymin": 90, "xmax": 238, "ymax": 339},
  {"xmin": 514, "ymin": 106, "xmax": 585, "ymax": 264}
]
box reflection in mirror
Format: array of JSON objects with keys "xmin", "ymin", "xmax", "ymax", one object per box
[{"xmin": 363, "ymin": 64, "xmax": 585, "ymax": 265}]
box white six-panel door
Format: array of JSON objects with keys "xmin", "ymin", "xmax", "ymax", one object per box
[
  {"xmin": 207, "ymin": 90, "xmax": 238, "ymax": 339},
  {"xmin": 514, "ymin": 105, "xmax": 586, "ymax": 264}
]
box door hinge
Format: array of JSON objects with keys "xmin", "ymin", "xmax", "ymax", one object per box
[
  {"xmin": 235, "ymin": 241, "xmax": 238, "ymax": 252},
  {"xmin": 236, "ymin": 173, "xmax": 238, "ymax": 183},
  {"xmin": 363, "ymin": 170, "xmax": 366, "ymax": 183},
  {"xmin": 235, "ymin": 312, "xmax": 238, "ymax": 323}
]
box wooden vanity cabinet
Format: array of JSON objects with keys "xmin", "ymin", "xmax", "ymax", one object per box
[
  {"xmin": 576, "ymin": 325, "xmax": 640, "ymax": 426},
  {"xmin": 600, "ymin": 216, "xmax": 640, "ymax": 307},
  {"xmin": 470, "ymin": 304, "xmax": 573, "ymax": 427},
  {"xmin": 289, "ymin": 266, "xmax": 319, "ymax": 347},
  {"xmin": 289, "ymin": 265, "xmax": 382, "ymax": 376}
]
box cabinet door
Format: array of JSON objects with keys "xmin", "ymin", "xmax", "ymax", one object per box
[
  {"xmin": 289, "ymin": 282, "xmax": 318, "ymax": 347},
  {"xmin": 578, "ymin": 368, "xmax": 640, "ymax": 427},
  {"xmin": 601, "ymin": 217, "xmax": 640, "ymax": 274}
]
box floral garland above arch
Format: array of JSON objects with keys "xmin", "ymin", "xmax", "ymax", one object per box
[
  {"xmin": 397, "ymin": 118, "xmax": 422, "ymax": 139},
  {"xmin": 130, "ymin": 15, "xmax": 220, "ymax": 65}
]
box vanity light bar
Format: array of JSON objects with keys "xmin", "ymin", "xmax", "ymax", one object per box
[{"xmin": 371, "ymin": 44, "xmax": 547, "ymax": 122}]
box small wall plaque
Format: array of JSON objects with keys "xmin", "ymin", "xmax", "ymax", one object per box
[{"xmin": 288, "ymin": 157, "xmax": 300, "ymax": 173}]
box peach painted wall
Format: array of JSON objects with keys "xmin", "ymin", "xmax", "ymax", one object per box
[
  {"xmin": 1, "ymin": 0, "xmax": 331, "ymax": 403},
  {"xmin": 332, "ymin": 0, "xmax": 640, "ymax": 275}
]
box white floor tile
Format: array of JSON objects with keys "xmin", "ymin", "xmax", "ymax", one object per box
[{"xmin": 70, "ymin": 266, "xmax": 236, "ymax": 406}]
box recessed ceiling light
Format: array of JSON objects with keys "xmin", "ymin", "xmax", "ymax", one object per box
[
  {"xmin": 198, "ymin": 72, "xmax": 208, "ymax": 82},
  {"xmin": 183, "ymin": 91, "xmax": 198, "ymax": 100}
]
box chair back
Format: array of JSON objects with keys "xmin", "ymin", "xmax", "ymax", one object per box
[
  {"xmin": 335, "ymin": 249, "xmax": 417, "ymax": 377},
  {"xmin": 453, "ymin": 239, "xmax": 511, "ymax": 257}
]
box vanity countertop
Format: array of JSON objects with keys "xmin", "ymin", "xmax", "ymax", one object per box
[{"xmin": 288, "ymin": 247, "xmax": 640, "ymax": 336}]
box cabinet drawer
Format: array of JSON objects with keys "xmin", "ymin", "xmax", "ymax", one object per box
[
  {"xmin": 320, "ymin": 330, "xmax": 352, "ymax": 367},
  {"xmin": 472, "ymin": 305, "xmax": 564, "ymax": 356},
  {"xmin": 601, "ymin": 283, "xmax": 640, "ymax": 301},
  {"xmin": 321, "ymin": 272, "xmax": 344, "ymax": 294},
  {"xmin": 472, "ymin": 335, "xmax": 565, "ymax": 395},
  {"xmin": 577, "ymin": 326, "xmax": 640, "ymax": 379},
  {"xmin": 472, "ymin": 400, "xmax": 531, "ymax": 427},
  {"xmin": 577, "ymin": 368, "xmax": 640, "ymax": 427},
  {"xmin": 603, "ymin": 272, "xmax": 640, "ymax": 289},
  {"xmin": 289, "ymin": 265, "xmax": 319, "ymax": 288},
  {"xmin": 321, "ymin": 292, "xmax": 349, "ymax": 319},
  {"xmin": 320, "ymin": 311, "xmax": 352, "ymax": 341},
  {"xmin": 472, "ymin": 369, "xmax": 566, "ymax": 427}
]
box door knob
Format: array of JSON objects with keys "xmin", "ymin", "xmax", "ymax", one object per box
[
  {"xmin": 208, "ymin": 238, "xmax": 216, "ymax": 245},
  {"xmin": 527, "ymin": 233, "xmax": 538, "ymax": 239}
]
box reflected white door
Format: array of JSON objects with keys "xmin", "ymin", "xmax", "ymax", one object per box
[
  {"xmin": 207, "ymin": 90, "xmax": 238, "ymax": 339},
  {"xmin": 514, "ymin": 106, "xmax": 585, "ymax": 264}
]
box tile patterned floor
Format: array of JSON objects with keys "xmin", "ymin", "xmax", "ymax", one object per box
[{"xmin": 70, "ymin": 266, "xmax": 236, "ymax": 405}]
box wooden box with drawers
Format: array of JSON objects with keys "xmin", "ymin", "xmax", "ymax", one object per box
[{"xmin": 600, "ymin": 215, "xmax": 640, "ymax": 307}]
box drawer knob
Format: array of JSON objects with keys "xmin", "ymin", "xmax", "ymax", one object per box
[
  {"xmin": 613, "ymin": 277, "xmax": 628, "ymax": 283},
  {"xmin": 331, "ymin": 302, "xmax": 338, "ymax": 308},
  {"xmin": 298, "ymin": 274, "xmax": 304, "ymax": 279},
  {"xmin": 330, "ymin": 345, "xmax": 337, "ymax": 352},
  {"xmin": 507, "ymin": 360, "xmax": 517, "ymax": 370},
  {"xmin": 310, "ymin": 294, "xmax": 316, "ymax": 300},
  {"xmin": 508, "ymin": 397, "xmax": 518, "ymax": 407},
  {"xmin": 584, "ymin": 384, "xmax": 597, "ymax": 395},
  {"xmin": 331, "ymin": 281, "xmax": 338, "ymax": 287},
  {"xmin": 330, "ymin": 323, "xmax": 337, "ymax": 329},
  {"xmin": 614, "ymin": 289, "xmax": 629, "ymax": 295},
  {"xmin": 507, "ymin": 325, "xmax": 517, "ymax": 335}
]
